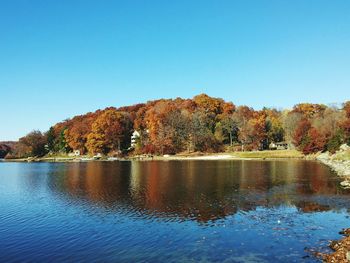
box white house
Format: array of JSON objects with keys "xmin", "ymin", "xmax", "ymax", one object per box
[
  {"xmin": 68, "ymin": 150, "xmax": 81, "ymax": 157},
  {"xmin": 130, "ymin": 130, "xmax": 140, "ymax": 149}
]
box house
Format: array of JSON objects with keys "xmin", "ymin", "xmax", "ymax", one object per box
[
  {"xmin": 68, "ymin": 150, "xmax": 81, "ymax": 157},
  {"xmin": 269, "ymin": 142, "xmax": 289, "ymax": 150},
  {"xmin": 130, "ymin": 130, "xmax": 140, "ymax": 149}
]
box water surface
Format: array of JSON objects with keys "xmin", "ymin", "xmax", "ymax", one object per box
[{"xmin": 0, "ymin": 160, "xmax": 349, "ymax": 262}]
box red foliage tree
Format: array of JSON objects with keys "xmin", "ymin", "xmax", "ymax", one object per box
[
  {"xmin": 293, "ymin": 118, "xmax": 311, "ymax": 147},
  {"xmin": 302, "ymin": 128, "xmax": 327, "ymax": 154}
]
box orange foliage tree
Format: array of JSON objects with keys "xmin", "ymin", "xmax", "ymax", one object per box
[
  {"xmin": 86, "ymin": 109, "xmax": 132, "ymax": 154},
  {"xmin": 63, "ymin": 113, "xmax": 97, "ymax": 154}
]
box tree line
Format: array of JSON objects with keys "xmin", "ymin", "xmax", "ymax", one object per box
[{"xmin": 4, "ymin": 94, "xmax": 350, "ymax": 158}]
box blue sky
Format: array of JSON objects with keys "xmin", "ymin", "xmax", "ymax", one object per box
[{"xmin": 0, "ymin": 0, "xmax": 349, "ymax": 140}]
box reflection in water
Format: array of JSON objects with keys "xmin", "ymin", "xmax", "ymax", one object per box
[
  {"xmin": 42, "ymin": 160, "xmax": 349, "ymax": 222},
  {"xmin": 2, "ymin": 160, "xmax": 350, "ymax": 262}
]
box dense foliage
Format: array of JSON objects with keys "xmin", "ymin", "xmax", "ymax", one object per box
[
  {"xmin": 6, "ymin": 94, "xmax": 350, "ymax": 158},
  {"xmin": 0, "ymin": 143, "xmax": 12, "ymax": 158}
]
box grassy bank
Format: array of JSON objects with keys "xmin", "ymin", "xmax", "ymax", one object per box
[
  {"xmin": 332, "ymin": 151, "xmax": 350, "ymax": 161},
  {"xmin": 3, "ymin": 150, "xmax": 306, "ymax": 162},
  {"xmin": 134, "ymin": 150, "xmax": 305, "ymax": 161},
  {"xmin": 228, "ymin": 150, "xmax": 304, "ymax": 159}
]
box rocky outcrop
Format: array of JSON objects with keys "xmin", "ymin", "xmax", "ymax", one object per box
[
  {"xmin": 312, "ymin": 145, "xmax": 350, "ymax": 261},
  {"xmin": 317, "ymin": 144, "xmax": 350, "ymax": 188},
  {"xmin": 322, "ymin": 229, "xmax": 350, "ymax": 262}
]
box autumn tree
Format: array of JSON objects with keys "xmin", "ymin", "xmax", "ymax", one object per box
[
  {"xmin": 292, "ymin": 103, "xmax": 326, "ymax": 119},
  {"xmin": 249, "ymin": 111, "xmax": 268, "ymax": 150},
  {"xmin": 231, "ymin": 106, "xmax": 255, "ymax": 150},
  {"xmin": 190, "ymin": 110, "xmax": 221, "ymax": 152},
  {"xmin": 155, "ymin": 122, "xmax": 175, "ymax": 154},
  {"xmin": 282, "ymin": 111, "xmax": 303, "ymax": 146},
  {"xmin": 86, "ymin": 109, "xmax": 132, "ymax": 155},
  {"xmin": 0, "ymin": 144, "xmax": 11, "ymax": 158},
  {"xmin": 139, "ymin": 100, "xmax": 179, "ymax": 154},
  {"xmin": 193, "ymin": 94, "xmax": 225, "ymax": 115},
  {"xmin": 215, "ymin": 104, "xmax": 238, "ymax": 147},
  {"xmin": 161, "ymin": 109, "xmax": 192, "ymax": 153},
  {"xmin": 293, "ymin": 118, "xmax": 311, "ymax": 148},
  {"xmin": 341, "ymin": 101, "xmax": 350, "ymax": 144},
  {"xmin": 302, "ymin": 128, "xmax": 327, "ymax": 154},
  {"xmin": 64, "ymin": 114, "xmax": 96, "ymax": 154},
  {"xmin": 14, "ymin": 130, "xmax": 48, "ymax": 157}
]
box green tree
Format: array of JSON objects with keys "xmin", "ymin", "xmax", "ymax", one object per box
[{"xmin": 46, "ymin": 127, "xmax": 56, "ymax": 153}]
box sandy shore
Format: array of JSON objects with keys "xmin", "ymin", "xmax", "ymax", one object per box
[
  {"xmin": 152, "ymin": 154, "xmax": 238, "ymax": 161},
  {"xmin": 177, "ymin": 154, "xmax": 235, "ymax": 160}
]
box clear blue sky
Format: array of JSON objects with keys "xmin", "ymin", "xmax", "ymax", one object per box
[{"xmin": 1, "ymin": 0, "xmax": 349, "ymax": 141}]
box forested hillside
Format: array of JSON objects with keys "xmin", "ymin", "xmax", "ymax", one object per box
[{"xmin": 5, "ymin": 94, "xmax": 350, "ymax": 158}]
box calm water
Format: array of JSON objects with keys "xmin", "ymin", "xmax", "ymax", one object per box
[{"xmin": 1, "ymin": 160, "xmax": 350, "ymax": 262}]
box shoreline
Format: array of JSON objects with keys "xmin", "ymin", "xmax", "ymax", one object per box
[
  {"xmin": 2, "ymin": 150, "xmax": 306, "ymax": 163},
  {"xmin": 2, "ymin": 156, "xmax": 304, "ymax": 162},
  {"xmin": 321, "ymin": 229, "xmax": 350, "ymax": 263},
  {"xmin": 315, "ymin": 146, "xmax": 350, "ymax": 261},
  {"xmin": 316, "ymin": 147, "xmax": 350, "ymax": 188}
]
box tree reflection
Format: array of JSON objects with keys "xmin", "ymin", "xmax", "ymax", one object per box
[{"xmin": 43, "ymin": 160, "xmax": 350, "ymax": 222}]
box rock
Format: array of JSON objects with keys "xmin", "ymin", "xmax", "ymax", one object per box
[
  {"xmin": 346, "ymin": 251, "xmax": 350, "ymax": 261},
  {"xmin": 317, "ymin": 152, "xmax": 330, "ymax": 160},
  {"xmin": 330, "ymin": 240, "xmax": 341, "ymax": 251},
  {"xmin": 340, "ymin": 144, "xmax": 350, "ymax": 152},
  {"xmin": 340, "ymin": 180, "xmax": 350, "ymax": 188},
  {"xmin": 339, "ymin": 229, "xmax": 350, "ymax": 237}
]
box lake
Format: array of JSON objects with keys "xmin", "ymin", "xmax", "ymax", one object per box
[{"xmin": 0, "ymin": 160, "xmax": 349, "ymax": 262}]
